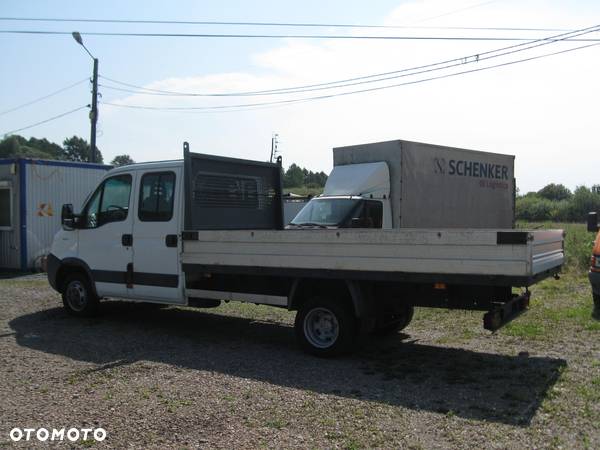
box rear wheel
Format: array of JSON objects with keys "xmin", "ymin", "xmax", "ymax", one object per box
[
  {"xmin": 372, "ymin": 306, "xmax": 414, "ymax": 336},
  {"xmin": 294, "ymin": 296, "xmax": 357, "ymax": 357},
  {"xmin": 62, "ymin": 273, "xmax": 100, "ymax": 317}
]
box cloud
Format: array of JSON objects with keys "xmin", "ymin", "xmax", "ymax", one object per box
[{"xmin": 100, "ymin": 0, "xmax": 600, "ymax": 192}]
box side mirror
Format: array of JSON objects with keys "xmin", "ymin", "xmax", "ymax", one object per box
[
  {"xmin": 61, "ymin": 204, "xmax": 75, "ymax": 230},
  {"xmin": 588, "ymin": 212, "xmax": 599, "ymax": 233}
]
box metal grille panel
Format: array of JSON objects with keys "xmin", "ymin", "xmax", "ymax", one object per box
[{"xmin": 185, "ymin": 152, "xmax": 283, "ymax": 230}]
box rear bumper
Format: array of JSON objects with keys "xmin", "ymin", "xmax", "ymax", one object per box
[
  {"xmin": 47, "ymin": 253, "xmax": 61, "ymax": 292},
  {"xmin": 590, "ymin": 270, "xmax": 600, "ymax": 295}
]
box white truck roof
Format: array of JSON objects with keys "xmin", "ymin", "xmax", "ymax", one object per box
[
  {"xmin": 322, "ymin": 161, "xmax": 390, "ymax": 199},
  {"xmin": 107, "ymin": 159, "xmax": 183, "ymax": 175}
]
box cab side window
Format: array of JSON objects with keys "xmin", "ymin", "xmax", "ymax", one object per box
[
  {"xmin": 83, "ymin": 174, "xmax": 132, "ymax": 228},
  {"xmin": 139, "ymin": 172, "xmax": 175, "ymax": 221},
  {"xmin": 349, "ymin": 200, "xmax": 383, "ymax": 228},
  {"xmin": 363, "ymin": 200, "xmax": 383, "ymax": 228}
]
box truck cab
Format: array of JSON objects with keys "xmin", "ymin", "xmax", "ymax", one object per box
[
  {"xmin": 48, "ymin": 160, "xmax": 186, "ymax": 310},
  {"xmin": 48, "ymin": 148, "xmax": 285, "ymax": 317},
  {"xmin": 588, "ymin": 212, "xmax": 600, "ymax": 318},
  {"xmin": 287, "ymin": 162, "xmax": 393, "ymax": 229}
]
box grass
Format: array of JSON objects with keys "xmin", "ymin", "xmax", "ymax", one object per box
[
  {"xmin": 503, "ymin": 322, "xmax": 546, "ymax": 338},
  {"xmin": 0, "ymin": 276, "xmax": 49, "ymax": 288},
  {"xmin": 194, "ymin": 301, "xmax": 295, "ymax": 324},
  {"xmin": 502, "ymin": 272, "xmax": 597, "ymax": 340},
  {"xmin": 283, "ymin": 185, "xmax": 323, "ymax": 197},
  {"xmin": 501, "ymin": 221, "xmax": 598, "ymax": 339},
  {"xmin": 264, "ymin": 418, "xmax": 288, "ymax": 430}
]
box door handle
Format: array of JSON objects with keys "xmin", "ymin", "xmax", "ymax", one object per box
[
  {"xmin": 122, "ymin": 234, "xmax": 133, "ymax": 246},
  {"xmin": 165, "ymin": 234, "xmax": 178, "ymax": 247}
]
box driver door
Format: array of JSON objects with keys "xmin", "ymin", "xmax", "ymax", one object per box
[{"xmin": 77, "ymin": 173, "xmax": 135, "ymax": 298}]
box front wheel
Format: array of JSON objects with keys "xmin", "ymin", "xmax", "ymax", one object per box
[
  {"xmin": 294, "ymin": 297, "xmax": 357, "ymax": 357},
  {"xmin": 62, "ymin": 273, "xmax": 100, "ymax": 317}
]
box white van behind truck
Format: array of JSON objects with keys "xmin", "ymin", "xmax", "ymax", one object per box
[{"xmin": 47, "ymin": 142, "xmax": 564, "ymax": 356}]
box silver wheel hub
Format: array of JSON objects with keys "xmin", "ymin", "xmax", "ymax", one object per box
[
  {"xmin": 65, "ymin": 281, "xmax": 87, "ymax": 312},
  {"xmin": 304, "ymin": 307, "xmax": 339, "ymax": 349}
]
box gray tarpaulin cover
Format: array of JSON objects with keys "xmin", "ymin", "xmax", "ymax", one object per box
[{"xmin": 333, "ymin": 139, "xmax": 515, "ymax": 229}]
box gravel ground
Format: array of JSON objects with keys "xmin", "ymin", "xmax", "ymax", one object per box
[{"xmin": 0, "ymin": 273, "xmax": 599, "ymax": 449}]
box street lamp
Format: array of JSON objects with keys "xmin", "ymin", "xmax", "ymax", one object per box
[{"xmin": 72, "ymin": 31, "xmax": 98, "ymax": 163}]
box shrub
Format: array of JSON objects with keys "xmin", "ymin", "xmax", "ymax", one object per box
[
  {"xmin": 516, "ymin": 195, "xmax": 554, "ymax": 221},
  {"xmin": 516, "ymin": 185, "xmax": 600, "ymax": 223}
]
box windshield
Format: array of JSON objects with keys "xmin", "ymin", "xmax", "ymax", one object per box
[{"xmin": 290, "ymin": 198, "xmax": 360, "ymax": 226}]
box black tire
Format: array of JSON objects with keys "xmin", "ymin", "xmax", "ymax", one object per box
[
  {"xmin": 372, "ymin": 306, "xmax": 414, "ymax": 337},
  {"xmin": 62, "ymin": 273, "xmax": 100, "ymax": 317},
  {"xmin": 294, "ymin": 296, "xmax": 357, "ymax": 357}
]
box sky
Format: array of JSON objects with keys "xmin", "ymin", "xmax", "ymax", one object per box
[{"xmin": 0, "ymin": 0, "xmax": 599, "ymax": 193}]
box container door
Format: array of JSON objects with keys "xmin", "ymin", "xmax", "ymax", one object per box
[
  {"xmin": 77, "ymin": 173, "xmax": 135, "ymax": 298},
  {"xmin": 129, "ymin": 168, "xmax": 182, "ymax": 303}
]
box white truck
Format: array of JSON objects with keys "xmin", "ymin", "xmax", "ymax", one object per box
[
  {"xmin": 288, "ymin": 139, "xmax": 516, "ymax": 230},
  {"xmin": 47, "ymin": 141, "xmax": 564, "ymax": 356}
]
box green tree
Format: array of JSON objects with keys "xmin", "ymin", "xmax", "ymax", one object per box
[
  {"xmin": 283, "ymin": 163, "xmax": 305, "ymax": 188},
  {"xmin": 283, "ymin": 164, "xmax": 328, "ymax": 188},
  {"xmin": 570, "ymin": 186, "xmax": 600, "ymax": 221},
  {"xmin": 0, "ymin": 135, "xmax": 63, "ymax": 159},
  {"xmin": 515, "ymin": 195, "xmax": 554, "ymax": 221},
  {"xmin": 306, "ymin": 170, "xmax": 328, "ymax": 187},
  {"xmin": 516, "ymin": 185, "xmax": 600, "ymax": 222},
  {"xmin": 0, "ymin": 135, "xmax": 26, "ymax": 158},
  {"xmin": 62, "ymin": 136, "xmax": 103, "ymax": 163},
  {"xmin": 111, "ymin": 154, "xmax": 135, "ymax": 166},
  {"xmin": 538, "ymin": 183, "xmax": 572, "ymax": 201},
  {"xmin": 26, "ymin": 137, "xmax": 64, "ymax": 159}
]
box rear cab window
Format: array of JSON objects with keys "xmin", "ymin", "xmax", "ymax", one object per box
[{"xmin": 138, "ymin": 172, "xmax": 176, "ymax": 221}]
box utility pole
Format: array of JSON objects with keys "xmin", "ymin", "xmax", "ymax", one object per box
[
  {"xmin": 72, "ymin": 31, "xmax": 98, "ymax": 163},
  {"xmin": 90, "ymin": 58, "xmax": 98, "ymax": 163},
  {"xmin": 270, "ymin": 133, "xmax": 279, "ymax": 163}
]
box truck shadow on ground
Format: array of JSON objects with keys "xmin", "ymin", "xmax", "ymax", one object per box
[{"xmin": 9, "ymin": 301, "xmax": 566, "ymax": 426}]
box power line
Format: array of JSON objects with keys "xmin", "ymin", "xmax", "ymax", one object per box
[
  {"xmin": 0, "ymin": 77, "xmax": 88, "ymax": 116},
  {"xmin": 98, "ymin": 25, "xmax": 600, "ymax": 98},
  {"xmin": 0, "ymin": 16, "xmax": 571, "ymax": 32},
  {"xmin": 1, "ymin": 29, "xmax": 600, "ymax": 41},
  {"xmin": 1, "ymin": 105, "xmax": 89, "ymax": 136},
  {"xmin": 101, "ymin": 41, "xmax": 600, "ymax": 113}
]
